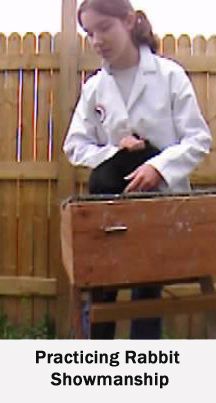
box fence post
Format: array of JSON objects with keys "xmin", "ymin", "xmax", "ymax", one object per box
[
  {"xmin": 59, "ymin": 0, "xmax": 78, "ymax": 198},
  {"xmin": 57, "ymin": 0, "xmax": 78, "ymax": 338}
]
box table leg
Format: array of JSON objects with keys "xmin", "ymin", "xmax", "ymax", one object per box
[{"xmin": 200, "ymin": 276, "xmax": 216, "ymax": 338}]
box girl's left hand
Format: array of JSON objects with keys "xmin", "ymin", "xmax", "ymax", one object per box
[
  {"xmin": 124, "ymin": 164, "xmax": 163, "ymax": 192},
  {"xmin": 119, "ymin": 135, "xmax": 145, "ymax": 151}
]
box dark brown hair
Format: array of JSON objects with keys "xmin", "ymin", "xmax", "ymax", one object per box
[{"xmin": 78, "ymin": 0, "xmax": 159, "ymax": 53}]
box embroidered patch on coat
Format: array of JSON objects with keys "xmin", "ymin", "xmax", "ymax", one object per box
[{"xmin": 95, "ymin": 104, "xmax": 106, "ymax": 123}]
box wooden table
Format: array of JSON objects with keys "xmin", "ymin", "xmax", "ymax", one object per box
[{"xmin": 61, "ymin": 191, "xmax": 216, "ymax": 338}]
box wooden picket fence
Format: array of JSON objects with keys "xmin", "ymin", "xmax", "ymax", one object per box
[
  {"xmin": 0, "ymin": 32, "xmax": 60, "ymax": 329},
  {"xmin": 0, "ymin": 31, "xmax": 216, "ymax": 338}
]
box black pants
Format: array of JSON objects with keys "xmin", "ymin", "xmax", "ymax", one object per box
[{"xmin": 88, "ymin": 146, "xmax": 162, "ymax": 339}]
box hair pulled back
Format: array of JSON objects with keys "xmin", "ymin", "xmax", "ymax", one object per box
[{"xmin": 78, "ymin": 0, "xmax": 159, "ymax": 53}]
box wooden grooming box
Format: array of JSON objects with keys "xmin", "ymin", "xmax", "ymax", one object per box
[{"xmin": 61, "ymin": 191, "xmax": 216, "ymax": 288}]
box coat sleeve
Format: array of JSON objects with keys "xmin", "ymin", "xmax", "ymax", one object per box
[
  {"xmin": 63, "ymin": 84, "xmax": 118, "ymax": 169},
  {"xmin": 145, "ymin": 67, "xmax": 212, "ymax": 188}
]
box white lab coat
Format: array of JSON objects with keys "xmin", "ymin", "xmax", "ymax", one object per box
[{"xmin": 63, "ymin": 45, "xmax": 212, "ymax": 192}]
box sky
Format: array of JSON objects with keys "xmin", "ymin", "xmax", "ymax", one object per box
[{"xmin": 0, "ymin": 0, "xmax": 215, "ymax": 38}]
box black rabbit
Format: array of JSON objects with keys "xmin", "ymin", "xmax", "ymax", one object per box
[{"xmin": 89, "ymin": 140, "xmax": 160, "ymax": 194}]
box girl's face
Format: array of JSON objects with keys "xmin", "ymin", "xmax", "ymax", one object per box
[{"xmin": 81, "ymin": 9, "xmax": 136, "ymax": 67}]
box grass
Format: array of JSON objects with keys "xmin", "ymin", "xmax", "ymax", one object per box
[{"xmin": 0, "ymin": 313, "xmax": 56, "ymax": 339}]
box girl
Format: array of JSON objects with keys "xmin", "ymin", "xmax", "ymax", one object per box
[{"xmin": 63, "ymin": 0, "xmax": 212, "ymax": 339}]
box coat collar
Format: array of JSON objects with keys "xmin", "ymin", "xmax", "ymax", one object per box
[
  {"xmin": 102, "ymin": 45, "xmax": 157, "ymax": 75},
  {"xmin": 95, "ymin": 46, "xmax": 157, "ymax": 134},
  {"xmin": 127, "ymin": 46, "xmax": 156, "ymax": 111},
  {"xmin": 136, "ymin": 45, "xmax": 157, "ymax": 74}
]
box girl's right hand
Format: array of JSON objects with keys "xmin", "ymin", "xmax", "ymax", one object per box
[
  {"xmin": 119, "ymin": 135, "xmax": 145, "ymax": 151},
  {"xmin": 124, "ymin": 164, "xmax": 163, "ymax": 192}
]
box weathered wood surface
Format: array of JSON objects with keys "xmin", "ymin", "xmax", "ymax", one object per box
[
  {"xmin": 61, "ymin": 194, "xmax": 216, "ymax": 287},
  {"xmin": 0, "ymin": 276, "xmax": 56, "ymax": 296},
  {"xmin": 90, "ymin": 294, "xmax": 216, "ymax": 323}
]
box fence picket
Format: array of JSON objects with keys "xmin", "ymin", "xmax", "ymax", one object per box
[
  {"xmin": 0, "ymin": 34, "xmax": 21, "ymax": 323},
  {"xmin": 162, "ymin": 34, "xmax": 176, "ymax": 56},
  {"xmin": 17, "ymin": 33, "xmax": 36, "ymax": 325},
  {"xmin": 207, "ymin": 36, "xmax": 216, "ymax": 153},
  {"xmin": 32, "ymin": 32, "xmax": 52, "ymax": 324},
  {"xmin": 46, "ymin": 32, "xmax": 62, "ymax": 325},
  {"xmin": 0, "ymin": 34, "xmax": 7, "ymax": 281},
  {"xmin": 177, "ymin": 34, "xmax": 191, "ymax": 56},
  {"xmin": 0, "ymin": 33, "xmax": 7, "ymax": 314}
]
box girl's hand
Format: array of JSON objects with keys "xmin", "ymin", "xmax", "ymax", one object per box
[
  {"xmin": 124, "ymin": 164, "xmax": 163, "ymax": 192},
  {"xmin": 119, "ymin": 135, "xmax": 145, "ymax": 151}
]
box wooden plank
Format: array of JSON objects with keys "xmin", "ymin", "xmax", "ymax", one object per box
[
  {"xmin": 37, "ymin": 33, "xmax": 52, "ymax": 160},
  {"xmin": 189, "ymin": 37, "xmax": 210, "ymax": 185},
  {"xmin": 78, "ymin": 34, "xmax": 213, "ymax": 73},
  {"xmin": 17, "ymin": 33, "xmax": 36, "ymax": 325},
  {"xmin": 60, "ymin": 202, "xmax": 74, "ymax": 284},
  {"xmin": 0, "ymin": 159, "xmax": 210, "ymax": 185},
  {"xmin": 58, "ymin": 0, "xmax": 78, "ymax": 200},
  {"xmin": 78, "ymin": 54, "xmax": 216, "ymax": 74},
  {"xmin": 163, "ymin": 314, "xmax": 191, "ymax": 339},
  {"xmin": 21, "ymin": 33, "xmax": 37, "ymax": 158},
  {"xmin": 199, "ymin": 276, "xmax": 216, "ymax": 338},
  {"xmin": 0, "ymin": 276, "xmax": 56, "ymax": 296},
  {"xmin": 2, "ymin": 41, "xmax": 216, "ymax": 74},
  {"xmin": 203, "ymin": 37, "xmax": 216, "ymax": 186},
  {"xmin": 190, "ymin": 160, "xmax": 216, "ymax": 185},
  {"xmin": 177, "ymin": 35, "xmax": 191, "ymax": 57},
  {"xmin": 47, "ymin": 33, "xmax": 62, "ymax": 328},
  {"xmin": 115, "ymin": 289, "xmax": 131, "ymax": 339},
  {"xmin": 0, "ymin": 34, "xmax": 7, "ymax": 277},
  {"xmin": 0, "ymin": 54, "xmax": 60, "ymax": 70},
  {"xmin": 165, "ymin": 55, "xmax": 216, "ymax": 73},
  {"xmin": 162, "ymin": 280, "xmax": 213, "ymax": 338},
  {"xmin": 63, "ymin": 195, "xmax": 216, "ymax": 287},
  {"xmin": 0, "ymin": 34, "xmax": 6, "ymax": 315},
  {"xmin": 78, "ymin": 44, "xmax": 216, "ymax": 73},
  {"xmin": 78, "ymin": 52, "xmax": 101, "ymax": 72},
  {"xmin": 71, "ymin": 286, "xmax": 85, "ymax": 338},
  {"xmin": 187, "ymin": 313, "xmax": 206, "ymax": 339},
  {"xmin": 163, "ymin": 283, "xmax": 202, "ymax": 298},
  {"xmin": 207, "ymin": 37, "xmax": 216, "ymax": 151},
  {"xmin": 74, "ymin": 166, "xmax": 90, "ymax": 186},
  {"xmin": 47, "ymin": 182, "xmax": 58, "ymax": 326},
  {"xmin": 57, "ymin": 0, "xmax": 78, "ymax": 338},
  {"xmin": 90, "ymin": 294, "xmax": 216, "ymax": 323},
  {"xmin": 76, "ymin": 34, "xmax": 83, "ymax": 99},
  {"xmin": 32, "ymin": 32, "xmax": 51, "ymax": 324},
  {"xmin": 164, "ymin": 278, "xmax": 214, "ymax": 338},
  {"xmin": 175, "ymin": 31, "xmax": 190, "ymax": 180},
  {"xmin": 0, "ymin": 161, "xmax": 58, "ymax": 179},
  {"xmin": 160, "ymin": 34, "xmax": 176, "ymax": 56},
  {"xmin": 191, "ymin": 37, "xmax": 208, "ymax": 119},
  {"xmin": 74, "ymin": 35, "xmax": 89, "ymax": 195},
  {"xmin": 0, "ymin": 33, "xmax": 21, "ymax": 324},
  {"xmin": 52, "ymin": 33, "xmax": 61, "ymax": 163}
]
